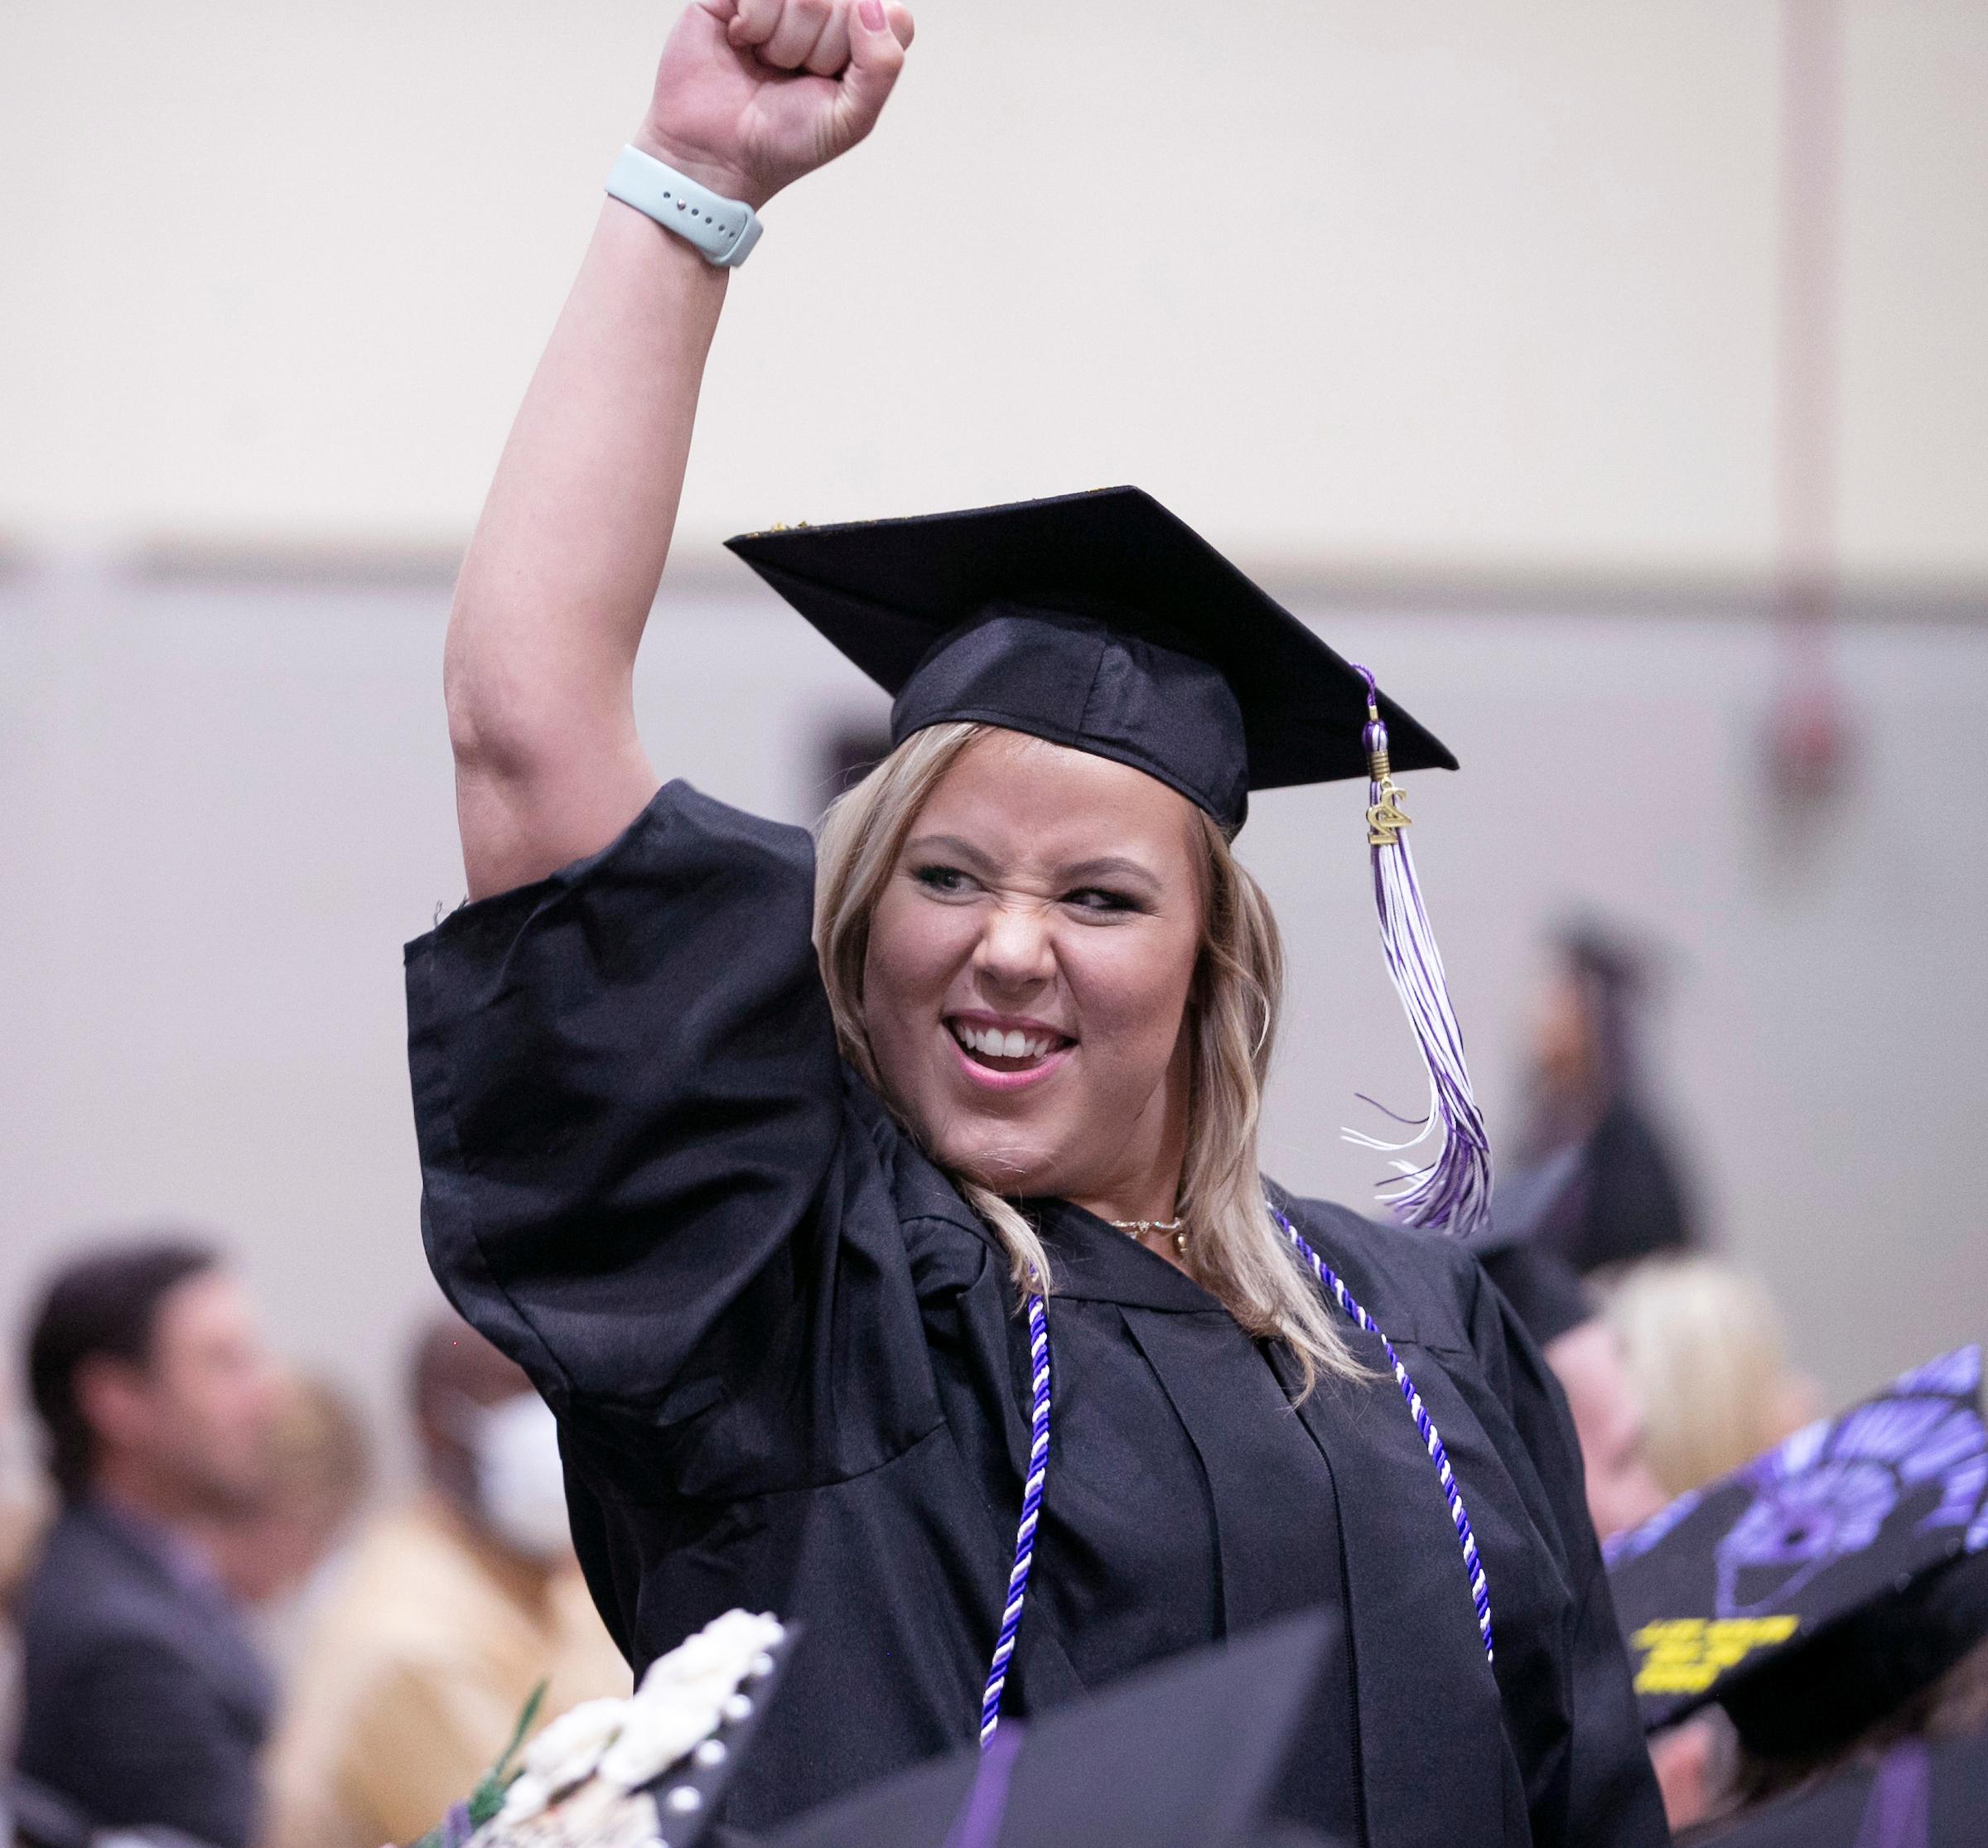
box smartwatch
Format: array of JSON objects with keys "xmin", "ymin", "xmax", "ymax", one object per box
[{"xmin": 605, "ymin": 144, "xmax": 763, "ymax": 268}]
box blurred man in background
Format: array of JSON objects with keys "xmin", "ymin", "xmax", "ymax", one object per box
[
  {"xmin": 14, "ymin": 1238, "xmax": 280, "ymax": 1848},
  {"xmin": 262, "ymin": 1314, "xmax": 625, "ymax": 1848}
]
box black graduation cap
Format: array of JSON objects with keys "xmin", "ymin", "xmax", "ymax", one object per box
[
  {"xmin": 725, "ymin": 486, "xmax": 1456, "ymax": 834},
  {"xmin": 1467, "ymin": 1156, "xmax": 1595, "ymax": 1349},
  {"xmin": 1605, "ymin": 1347, "xmax": 1988, "ymax": 1755},
  {"xmin": 760, "ymin": 1610, "xmax": 1349, "ymax": 1848},
  {"xmin": 1694, "ymin": 1732, "xmax": 1988, "ymax": 1847},
  {"xmin": 1473, "ymin": 1241, "xmax": 1594, "ymax": 1349}
]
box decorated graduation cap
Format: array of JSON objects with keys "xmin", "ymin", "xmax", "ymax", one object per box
[
  {"xmin": 726, "ymin": 485, "xmax": 1490, "ymax": 1241},
  {"xmin": 1605, "ymin": 1346, "xmax": 1988, "ymax": 1759},
  {"xmin": 762, "ymin": 1609, "xmax": 1346, "ymax": 1848}
]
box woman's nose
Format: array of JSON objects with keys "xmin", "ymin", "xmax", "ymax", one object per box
[{"xmin": 973, "ymin": 897, "xmax": 1056, "ymax": 987}]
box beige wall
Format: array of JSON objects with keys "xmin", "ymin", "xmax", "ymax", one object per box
[{"xmin": 2, "ymin": 0, "xmax": 1984, "ymax": 578}]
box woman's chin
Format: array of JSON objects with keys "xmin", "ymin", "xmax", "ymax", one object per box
[{"xmin": 931, "ymin": 1135, "xmax": 1064, "ymax": 1200}]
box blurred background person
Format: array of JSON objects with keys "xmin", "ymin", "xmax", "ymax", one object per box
[
  {"xmin": 1505, "ymin": 922, "xmax": 1702, "ymax": 1279},
  {"xmin": 1605, "ymin": 1254, "xmax": 1822, "ymax": 1501},
  {"xmin": 260, "ymin": 1314, "xmax": 625, "ymax": 1848},
  {"xmin": 1, "ymin": 1367, "xmax": 53, "ymax": 1772},
  {"xmin": 13, "ymin": 1238, "xmax": 280, "ymax": 1848},
  {"xmin": 202, "ymin": 1373, "xmax": 374, "ymax": 1664},
  {"xmin": 1597, "ymin": 1255, "xmax": 1826, "ymax": 1831},
  {"xmin": 1542, "ymin": 1313, "xmax": 1670, "ymax": 1547}
]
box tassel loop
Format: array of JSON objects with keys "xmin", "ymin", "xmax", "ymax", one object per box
[
  {"xmin": 1362, "ymin": 698, "xmax": 1413, "ymax": 846},
  {"xmin": 1345, "ymin": 666, "xmax": 1493, "ymax": 1241}
]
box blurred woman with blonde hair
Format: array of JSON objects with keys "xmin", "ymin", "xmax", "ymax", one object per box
[{"xmin": 1605, "ymin": 1256, "xmax": 1822, "ymax": 1498}]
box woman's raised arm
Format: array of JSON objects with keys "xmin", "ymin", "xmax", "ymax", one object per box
[{"xmin": 445, "ymin": 0, "xmax": 913, "ymax": 900}]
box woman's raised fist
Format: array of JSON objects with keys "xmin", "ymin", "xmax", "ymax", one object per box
[{"xmin": 638, "ymin": 0, "xmax": 916, "ymax": 211}]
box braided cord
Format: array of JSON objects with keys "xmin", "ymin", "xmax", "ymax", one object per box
[
  {"xmin": 975, "ymin": 1215, "xmax": 1493, "ymax": 1746},
  {"xmin": 1274, "ymin": 1207, "xmax": 1494, "ymax": 1660},
  {"xmin": 978, "ymin": 1290, "xmax": 1051, "ymax": 1745}
]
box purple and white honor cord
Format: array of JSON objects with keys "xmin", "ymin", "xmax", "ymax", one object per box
[
  {"xmin": 975, "ymin": 1220, "xmax": 1493, "ymax": 1745},
  {"xmin": 978, "ymin": 1290, "xmax": 1050, "ymax": 1745},
  {"xmin": 1276, "ymin": 1208, "xmax": 1494, "ymax": 1662}
]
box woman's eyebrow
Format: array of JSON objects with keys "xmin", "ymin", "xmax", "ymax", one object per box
[
  {"xmin": 902, "ymin": 832, "xmax": 998, "ymax": 871},
  {"xmin": 1059, "ymin": 854, "xmax": 1161, "ymax": 888}
]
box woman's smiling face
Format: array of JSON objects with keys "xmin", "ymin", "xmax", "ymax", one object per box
[{"xmin": 861, "ymin": 728, "xmax": 1206, "ymax": 1215}]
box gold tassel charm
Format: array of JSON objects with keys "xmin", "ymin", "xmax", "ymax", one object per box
[{"xmin": 1363, "ymin": 698, "xmax": 1413, "ymax": 847}]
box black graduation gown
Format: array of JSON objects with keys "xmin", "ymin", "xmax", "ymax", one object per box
[{"xmin": 405, "ymin": 782, "xmax": 1664, "ymax": 1848}]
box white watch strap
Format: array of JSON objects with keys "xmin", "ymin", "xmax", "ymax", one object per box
[{"xmin": 606, "ymin": 144, "xmax": 763, "ymax": 268}]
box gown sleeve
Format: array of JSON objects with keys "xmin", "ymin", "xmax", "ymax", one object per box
[
  {"xmin": 1465, "ymin": 1265, "xmax": 1670, "ymax": 1847},
  {"xmin": 403, "ymin": 780, "xmax": 936, "ymax": 1491}
]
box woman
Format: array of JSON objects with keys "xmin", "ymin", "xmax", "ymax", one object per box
[
  {"xmin": 1606, "ymin": 1257, "xmax": 1821, "ymax": 1500},
  {"xmin": 1505, "ymin": 924, "xmax": 1700, "ymax": 1278},
  {"xmin": 406, "ymin": 4, "xmax": 1664, "ymax": 1842}
]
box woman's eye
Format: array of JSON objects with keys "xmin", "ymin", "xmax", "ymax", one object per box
[
  {"xmin": 1064, "ymin": 887, "xmax": 1141, "ymax": 914},
  {"xmin": 912, "ymin": 864, "xmax": 976, "ymax": 896}
]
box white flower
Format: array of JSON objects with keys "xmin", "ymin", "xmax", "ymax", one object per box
[
  {"xmin": 521, "ymin": 1696, "xmax": 630, "ymax": 1789},
  {"xmin": 636, "ymin": 1611, "xmax": 783, "ymax": 1703},
  {"xmin": 483, "ymin": 1609, "xmax": 784, "ymax": 1821},
  {"xmin": 495, "ymin": 1772, "xmax": 552, "ymax": 1825},
  {"xmin": 596, "ymin": 1696, "xmax": 722, "ymax": 1789}
]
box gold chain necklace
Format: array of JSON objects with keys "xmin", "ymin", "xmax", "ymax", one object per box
[{"xmin": 1108, "ymin": 1216, "xmax": 1188, "ymax": 1258}]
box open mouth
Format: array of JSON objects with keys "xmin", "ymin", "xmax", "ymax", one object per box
[{"xmin": 947, "ymin": 1018, "xmax": 1075, "ymax": 1075}]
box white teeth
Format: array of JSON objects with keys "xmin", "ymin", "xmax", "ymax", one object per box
[{"xmin": 953, "ymin": 1023, "xmax": 1059, "ymax": 1060}]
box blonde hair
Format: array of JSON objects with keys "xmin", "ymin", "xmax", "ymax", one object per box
[
  {"xmin": 813, "ymin": 722, "xmax": 1362, "ymax": 1391},
  {"xmin": 1604, "ymin": 1256, "xmax": 1821, "ymax": 1498}
]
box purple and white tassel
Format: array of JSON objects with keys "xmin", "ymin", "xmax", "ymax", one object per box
[{"xmin": 1344, "ymin": 665, "xmax": 1493, "ymax": 1242}]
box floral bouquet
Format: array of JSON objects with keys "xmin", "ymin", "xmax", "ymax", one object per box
[{"xmin": 412, "ymin": 1609, "xmax": 792, "ymax": 1848}]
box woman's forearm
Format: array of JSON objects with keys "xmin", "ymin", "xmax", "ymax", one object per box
[
  {"xmin": 446, "ymin": 195, "xmax": 726, "ymax": 900},
  {"xmin": 442, "ymin": 0, "xmax": 911, "ymax": 900}
]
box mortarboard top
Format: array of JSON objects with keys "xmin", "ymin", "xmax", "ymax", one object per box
[
  {"xmin": 761, "ymin": 1609, "xmax": 1348, "ymax": 1848},
  {"xmin": 1605, "ymin": 1347, "xmax": 1988, "ymax": 1754},
  {"xmin": 725, "ymin": 487, "xmax": 1456, "ymax": 834}
]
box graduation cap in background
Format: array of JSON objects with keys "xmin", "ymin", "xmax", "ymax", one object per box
[
  {"xmin": 727, "ymin": 486, "xmax": 1491, "ymax": 1238},
  {"xmin": 1605, "ymin": 1346, "xmax": 1988, "ymax": 1759},
  {"xmin": 760, "ymin": 1609, "xmax": 1347, "ymax": 1848},
  {"xmin": 1694, "ymin": 1733, "xmax": 1988, "ymax": 1848},
  {"xmin": 1467, "ymin": 1152, "xmax": 1596, "ymax": 1349}
]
